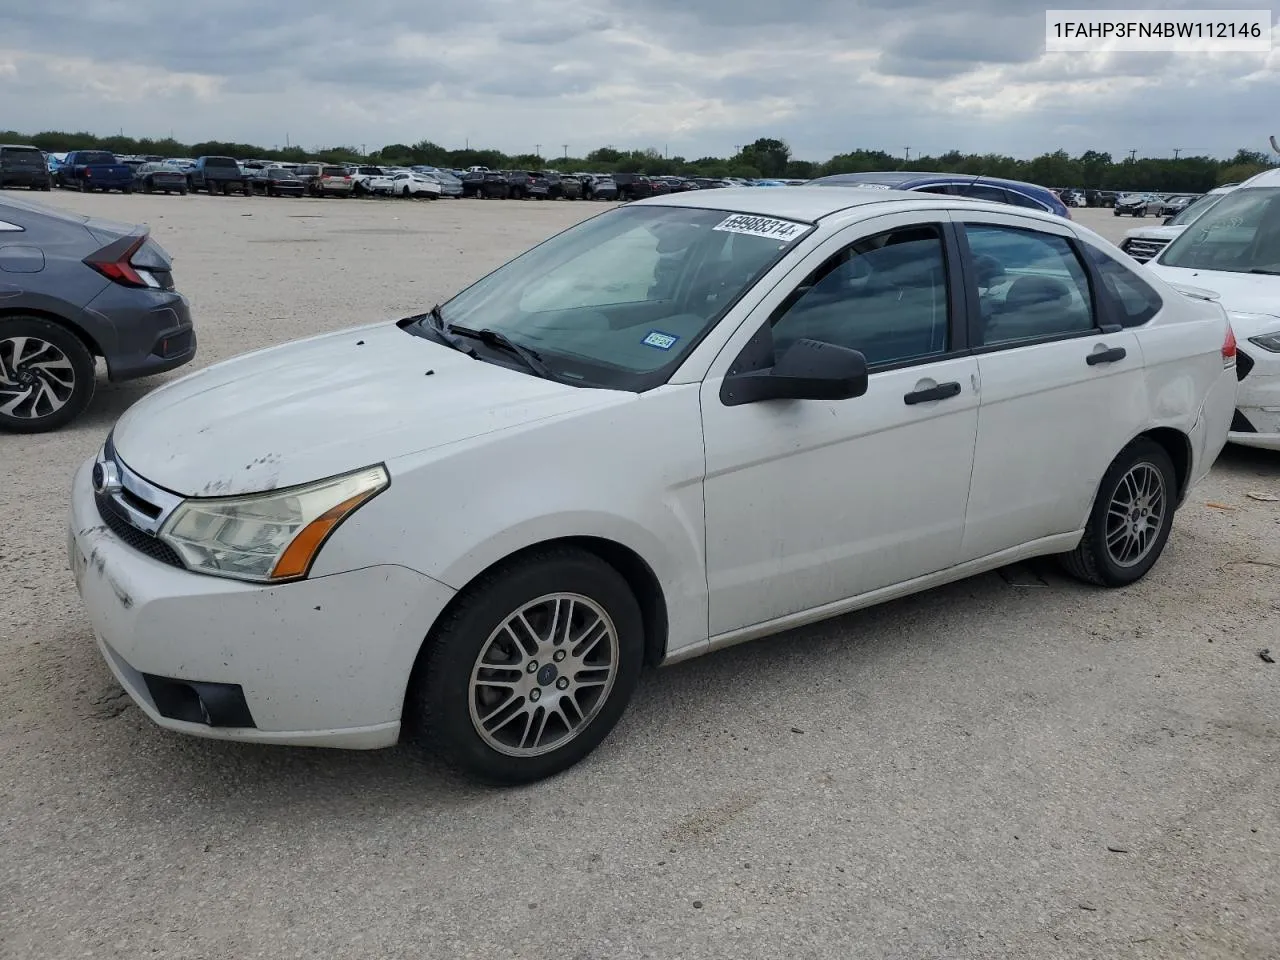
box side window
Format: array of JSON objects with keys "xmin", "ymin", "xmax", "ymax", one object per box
[
  {"xmin": 913, "ymin": 184, "xmax": 955, "ymax": 196},
  {"xmin": 965, "ymin": 224, "xmax": 1095, "ymax": 346},
  {"xmin": 1004, "ymin": 190, "xmax": 1048, "ymax": 211},
  {"xmin": 770, "ymin": 225, "xmax": 950, "ymax": 367},
  {"xmin": 961, "ymin": 184, "xmax": 1010, "ymax": 204},
  {"xmin": 1082, "ymin": 242, "xmax": 1163, "ymax": 327}
]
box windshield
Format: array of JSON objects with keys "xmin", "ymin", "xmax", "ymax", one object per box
[
  {"xmin": 431, "ymin": 205, "xmax": 811, "ymax": 391},
  {"xmin": 1167, "ymin": 192, "xmax": 1226, "ymax": 226},
  {"xmin": 1160, "ymin": 187, "xmax": 1280, "ymax": 273}
]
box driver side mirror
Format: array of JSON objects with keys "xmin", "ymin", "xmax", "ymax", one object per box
[{"xmin": 721, "ymin": 338, "xmax": 869, "ymax": 407}]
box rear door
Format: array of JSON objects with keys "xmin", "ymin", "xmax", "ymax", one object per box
[{"xmin": 953, "ymin": 211, "xmax": 1146, "ymax": 560}]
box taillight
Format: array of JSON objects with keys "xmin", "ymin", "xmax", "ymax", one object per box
[
  {"xmin": 83, "ymin": 233, "xmax": 161, "ymax": 289},
  {"xmin": 1223, "ymin": 324, "xmax": 1237, "ymax": 367},
  {"xmin": 84, "ymin": 169, "xmax": 92, "ymax": 177}
]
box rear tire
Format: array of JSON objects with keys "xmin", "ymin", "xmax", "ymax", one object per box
[
  {"xmin": 1059, "ymin": 437, "xmax": 1177, "ymax": 587},
  {"xmin": 407, "ymin": 548, "xmax": 644, "ymax": 784},
  {"xmin": 0, "ymin": 316, "xmax": 96, "ymax": 433}
]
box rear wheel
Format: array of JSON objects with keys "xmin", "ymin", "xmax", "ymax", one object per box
[
  {"xmin": 78, "ymin": 180, "xmax": 91, "ymax": 193},
  {"xmin": 1059, "ymin": 438, "xmax": 1177, "ymax": 587},
  {"xmin": 0, "ymin": 317, "xmax": 96, "ymax": 433},
  {"xmin": 408, "ymin": 548, "xmax": 644, "ymax": 784}
]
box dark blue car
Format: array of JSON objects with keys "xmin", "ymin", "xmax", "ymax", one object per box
[{"xmin": 805, "ymin": 171, "xmax": 1071, "ymax": 219}]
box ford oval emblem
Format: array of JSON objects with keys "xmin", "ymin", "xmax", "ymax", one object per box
[{"xmin": 92, "ymin": 460, "xmax": 121, "ymax": 496}]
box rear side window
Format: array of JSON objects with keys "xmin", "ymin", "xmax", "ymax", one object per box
[
  {"xmin": 1004, "ymin": 190, "xmax": 1049, "ymax": 211},
  {"xmin": 961, "ymin": 184, "xmax": 1010, "ymax": 204},
  {"xmin": 1082, "ymin": 242, "xmax": 1163, "ymax": 327},
  {"xmin": 321, "ymin": 166, "xmax": 346, "ymax": 176},
  {"xmin": 964, "ymin": 224, "xmax": 1094, "ymax": 345}
]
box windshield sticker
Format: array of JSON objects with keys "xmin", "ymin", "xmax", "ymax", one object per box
[
  {"xmin": 642, "ymin": 331, "xmax": 679, "ymax": 350},
  {"xmin": 850, "ymin": 182, "xmax": 893, "ymax": 190},
  {"xmin": 712, "ymin": 214, "xmax": 808, "ymax": 242}
]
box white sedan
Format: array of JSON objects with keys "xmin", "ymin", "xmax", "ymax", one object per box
[
  {"xmin": 387, "ymin": 171, "xmax": 442, "ymax": 199},
  {"xmin": 1146, "ymin": 168, "xmax": 1280, "ymax": 451},
  {"xmin": 69, "ymin": 189, "xmax": 1236, "ymax": 783}
]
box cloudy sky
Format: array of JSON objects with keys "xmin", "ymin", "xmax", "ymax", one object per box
[{"xmin": 1, "ymin": 0, "xmax": 1275, "ymax": 161}]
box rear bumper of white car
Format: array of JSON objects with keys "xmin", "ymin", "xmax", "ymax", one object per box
[
  {"xmin": 68, "ymin": 458, "xmax": 455, "ymax": 748},
  {"xmin": 1231, "ymin": 349, "xmax": 1280, "ymax": 450}
]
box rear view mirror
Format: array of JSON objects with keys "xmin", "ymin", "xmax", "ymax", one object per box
[{"xmin": 721, "ymin": 338, "xmax": 869, "ymax": 406}]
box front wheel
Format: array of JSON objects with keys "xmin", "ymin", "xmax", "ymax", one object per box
[
  {"xmin": 0, "ymin": 316, "xmax": 96, "ymax": 433},
  {"xmin": 1059, "ymin": 437, "xmax": 1177, "ymax": 587},
  {"xmin": 408, "ymin": 548, "xmax": 644, "ymax": 784}
]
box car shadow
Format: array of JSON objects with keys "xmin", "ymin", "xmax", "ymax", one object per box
[{"xmin": 70, "ymin": 557, "xmax": 1084, "ymax": 823}]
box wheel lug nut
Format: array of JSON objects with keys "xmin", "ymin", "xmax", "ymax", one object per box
[
  {"xmin": 556, "ymin": 677, "xmax": 569, "ymax": 690},
  {"xmin": 527, "ymin": 661, "xmax": 538, "ymax": 673},
  {"xmin": 530, "ymin": 689, "xmax": 541, "ymax": 702},
  {"xmin": 553, "ymin": 650, "xmax": 566, "ymax": 662}
]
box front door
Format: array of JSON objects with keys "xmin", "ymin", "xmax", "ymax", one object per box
[{"xmin": 700, "ymin": 213, "xmax": 980, "ymax": 636}]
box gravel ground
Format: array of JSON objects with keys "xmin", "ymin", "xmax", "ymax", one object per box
[{"xmin": 1, "ymin": 194, "xmax": 1278, "ymax": 960}]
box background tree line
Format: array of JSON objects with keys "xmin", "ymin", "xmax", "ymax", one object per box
[{"xmin": 3, "ymin": 130, "xmax": 1273, "ymax": 192}]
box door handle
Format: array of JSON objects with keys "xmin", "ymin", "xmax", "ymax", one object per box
[
  {"xmin": 1086, "ymin": 346, "xmax": 1127, "ymax": 366},
  {"xmin": 904, "ymin": 381, "xmax": 962, "ymax": 405}
]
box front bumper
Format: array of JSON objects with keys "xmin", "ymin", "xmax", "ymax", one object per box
[
  {"xmin": 1231, "ymin": 354, "xmax": 1280, "ymax": 450},
  {"xmin": 69, "ymin": 458, "xmax": 456, "ymax": 748}
]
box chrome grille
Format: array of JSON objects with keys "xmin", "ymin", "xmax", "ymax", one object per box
[
  {"xmin": 1122, "ymin": 237, "xmax": 1170, "ymax": 263},
  {"xmin": 94, "ymin": 435, "xmax": 185, "ymax": 569}
]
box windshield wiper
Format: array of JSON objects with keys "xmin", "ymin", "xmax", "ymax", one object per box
[
  {"xmin": 446, "ymin": 324, "xmax": 555, "ymax": 380},
  {"xmin": 407, "ymin": 303, "xmax": 474, "ymax": 355},
  {"xmin": 1249, "ymin": 268, "xmax": 1280, "ymax": 276}
]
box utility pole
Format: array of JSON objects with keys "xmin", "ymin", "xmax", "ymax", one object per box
[
  {"xmin": 904, "ymin": 146, "xmax": 912, "ymax": 162},
  {"xmin": 1172, "ymin": 147, "xmax": 1182, "ymax": 159},
  {"xmin": 562, "ymin": 144, "xmax": 568, "ymax": 159},
  {"xmin": 535, "ymin": 144, "xmax": 541, "ymax": 158},
  {"xmin": 1128, "ymin": 148, "xmax": 1137, "ymax": 161}
]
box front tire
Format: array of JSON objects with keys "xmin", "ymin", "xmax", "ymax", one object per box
[
  {"xmin": 408, "ymin": 548, "xmax": 644, "ymax": 784},
  {"xmin": 0, "ymin": 316, "xmax": 96, "ymax": 433},
  {"xmin": 1059, "ymin": 438, "xmax": 1177, "ymax": 587}
]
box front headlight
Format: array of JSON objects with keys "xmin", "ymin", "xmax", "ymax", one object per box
[
  {"xmin": 159, "ymin": 465, "xmax": 389, "ymax": 583},
  {"xmin": 1248, "ymin": 332, "xmax": 1280, "ymax": 353},
  {"xmin": 1228, "ymin": 313, "xmax": 1280, "ymax": 353}
]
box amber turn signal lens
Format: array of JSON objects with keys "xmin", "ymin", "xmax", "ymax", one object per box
[{"xmin": 269, "ymin": 490, "xmax": 378, "ymax": 580}]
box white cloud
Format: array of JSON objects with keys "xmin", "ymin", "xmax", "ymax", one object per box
[{"xmin": 0, "ymin": 0, "xmax": 1275, "ymax": 160}]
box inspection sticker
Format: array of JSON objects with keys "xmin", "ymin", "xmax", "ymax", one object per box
[
  {"xmin": 642, "ymin": 330, "xmax": 679, "ymax": 350},
  {"xmin": 712, "ymin": 214, "xmax": 808, "ymax": 242}
]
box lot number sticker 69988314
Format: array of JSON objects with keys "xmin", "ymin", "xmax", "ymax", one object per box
[{"xmin": 712, "ymin": 214, "xmax": 809, "ymax": 242}]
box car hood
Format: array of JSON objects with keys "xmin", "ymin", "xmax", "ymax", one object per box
[
  {"xmin": 1124, "ymin": 225, "xmax": 1184, "ymax": 241},
  {"xmin": 1146, "ymin": 265, "xmax": 1280, "ymax": 329},
  {"xmin": 111, "ymin": 321, "xmax": 626, "ymax": 497}
]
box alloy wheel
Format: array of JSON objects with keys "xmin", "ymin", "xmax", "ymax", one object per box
[
  {"xmin": 0, "ymin": 335, "xmax": 76, "ymax": 420},
  {"xmin": 1105, "ymin": 462, "xmax": 1166, "ymax": 568},
  {"xmin": 468, "ymin": 593, "xmax": 619, "ymax": 757}
]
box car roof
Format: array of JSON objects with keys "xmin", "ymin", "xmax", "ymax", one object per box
[
  {"xmin": 809, "ymin": 170, "xmax": 1055, "ymax": 195},
  {"xmin": 1240, "ymin": 168, "xmax": 1280, "ymax": 188},
  {"xmin": 632, "ymin": 185, "xmax": 1025, "ymax": 224}
]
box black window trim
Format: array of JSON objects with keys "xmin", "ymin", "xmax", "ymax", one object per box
[
  {"xmin": 1077, "ymin": 237, "xmax": 1165, "ymax": 329},
  {"xmin": 719, "ymin": 218, "xmax": 971, "ymax": 401},
  {"xmin": 954, "ymin": 220, "xmax": 1123, "ymax": 355}
]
